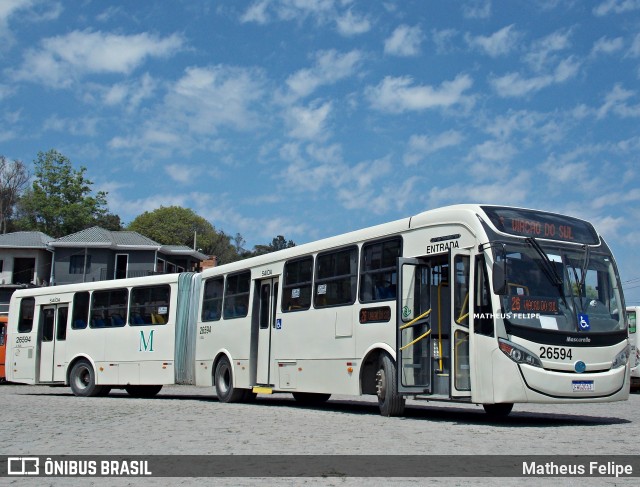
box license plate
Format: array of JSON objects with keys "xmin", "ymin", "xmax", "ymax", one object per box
[{"xmin": 572, "ymin": 380, "xmax": 594, "ymax": 392}]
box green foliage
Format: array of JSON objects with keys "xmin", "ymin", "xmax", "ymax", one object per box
[
  {"xmin": 250, "ymin": 235, "xmax": 296, "ymax": 257},
  {"xmin": 16, "ymin": 149, "xmax": 112, "ymax": 237},
  {"xmin": 127, "ymin": 206, "xmax": 240, "ymax": 263}
]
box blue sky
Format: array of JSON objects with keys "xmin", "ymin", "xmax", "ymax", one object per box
[{"xmin": 1, "ymin": 0, "xmax": 639, "ymax": 304}]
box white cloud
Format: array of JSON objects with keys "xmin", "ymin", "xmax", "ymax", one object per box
[
  {"xmin": 102, "ymin": 73, "xmax": 157, "ymax": 110},
  {"xmin": 165, "ymin": 163, "xmax": 198, "ymax": 184},
  {"xmin": 462, "ymin": 0, "xmax": 492, "ymax": 19},
  {"xmin": 403, "ymin": 131, "xmax": 464, "ymax": 166},
  {"xmin": 12, "ymin": 30, "xmax": 184, "ymax": 88},
  {"xmin": 597, "ymin": 83, "xmax": 640, "ymax": 118},
  {"xmin": 465, "ymin": 25, "xmax": 520, "ymax": 57},
  {"xmin": 432, "ymin": 28, "xmax": 459, "ymax": 54},
  {"xmin": 384, "ymin": 25, "xmax": 424, "ymax": 57},
  {"xmin": 590, "ymin": 36, "xmax": 624, "ymax": 56},
  {"xmin": 628, "ymin": 33, "xmax": 640, "ymax": 57},
  {"xmin": 165, "ymin": 65, "xmax": 266, "ymax": 134},
  {"xmin": 366, "ymin": 74, "xmax": 474, "ymax": 113},
  {"xmin": 593, "ymin": 0, "xmax": 640, "ymax": 16},
  {"xmin": 490, "ymin": 56, "xmax": 580, "ymax": 97},
  {"xmin": 285, "ymin": 101, "xmax": 332, "ymax": 140},
  {"xmin": 336, "ymin": 9, "xmax": 371, "ymax": 36},
  {"xmin": 240, "ymin": 0, "xmax": 270, "ymax": 24},
  {"xmin": 524, "ymin": 28, "xmax": 573, "ymax": 72},
  {"xmin": 285, "ymin": 49, "xmax": 362, "ymax": 100}
]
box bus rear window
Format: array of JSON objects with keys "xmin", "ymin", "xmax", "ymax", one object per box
[{"xmin": 18, "ymin": 297, "xmax": 35, "ymax": 333}]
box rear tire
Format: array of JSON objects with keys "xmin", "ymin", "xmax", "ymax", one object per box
[
  {"xmin": 483, "ymin": 403, "xmax": 513, "ymax": 418},
  {"xmin": 292, "ymin": 392, "xmax": 331, "ymax": 405},
  {"xmin": 214, "ymin": 356, "xmax": 244, "ymax": 403},
  {"xmin": 69, "ymin": 360, "xmax": 106, "ymax": 397},
  {"xmin": 376, "ymin": 354, "xmax": 405, "ymax": 417},
  {"xmin": 125, "ymin": 385, "xmax": 163, "ymax": 398}
]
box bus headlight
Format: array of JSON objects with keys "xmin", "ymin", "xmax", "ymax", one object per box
[
  {"xmin": 498, "ymin": 339, "xmax": 542, "ymax": 367},
  {"xmin": 611, "ymin": 345, "xmax": 631, "ymax": 369}
]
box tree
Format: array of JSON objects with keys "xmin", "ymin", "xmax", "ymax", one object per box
[
  {"xmin": 0, "ymin": 156, "xmax": 29, "ymax": 233},
  {"xmin": 250, "ymin": 235, "xmax": 296, "ymax": 256},
  {"xmin": 127, "ymin": 206, "xmax": 241, "ymax": 263},
  {"xmin": 16, "ymin": 149, "xmax": 114, "ymax": 237}
]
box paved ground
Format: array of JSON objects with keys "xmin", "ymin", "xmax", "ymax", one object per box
[{"xmin": 1, "ymin": 383, "xmax": 638, "ymax": 486}]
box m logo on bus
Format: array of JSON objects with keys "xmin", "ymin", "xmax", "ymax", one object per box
[{"xmin": 139, "ymin": 330, "xmax": 155, "ymax": 352}]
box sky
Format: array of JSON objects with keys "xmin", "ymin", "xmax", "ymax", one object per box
[{"xmin": 1, "ymin": 0, "xmax": 639, "ymax": 305}]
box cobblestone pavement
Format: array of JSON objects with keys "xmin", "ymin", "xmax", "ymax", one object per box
[{"xmin": 1, "ymin": 384, "xmax": 638, "ymax": 486}]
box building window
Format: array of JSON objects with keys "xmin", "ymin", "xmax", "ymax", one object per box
[
  {"xmin": 202, "ymin": 277, "xmax": 224, "ymax": 321},
  {"xmin": 70, "ymin": 255, "xmax": 91, "ymax": 274},
  {"xmin": 130, "ymin": 285, "xmax": 171, "ymax": 325},
  {"xmin": 223, "ymin": 271, "xmax": 250, "ymax": 319},
  {"xmin": 314, "ymin": 246, "xmax": 358, "ymax": 308},
  {"xmin": 282, "ymin": 257, "xmax": 313, "ymax": 312},
  {"xmin": 359, "ymin": 237, "xmax": 402, "ymax": 303}
]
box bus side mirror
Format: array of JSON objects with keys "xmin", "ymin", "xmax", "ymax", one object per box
[{"xmin": 492, "ymin": 261, "xmax": 507, "ymax": 295}]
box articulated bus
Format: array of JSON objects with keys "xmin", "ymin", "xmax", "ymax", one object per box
[
  {"xmin": 627, "ymin": 306, "xmax": 639, "ymax": 391},
  {"xmin": 4, "ymin": 205, "xmax": 630, "ymax": 416}
]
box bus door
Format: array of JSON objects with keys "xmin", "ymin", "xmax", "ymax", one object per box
[
  {"xmin": 38, "ymin": 305, "xmax": 68, "ymax": 383},
  {"xmin": 255, "ymin": 277, "xmax": 279, "ymax": 385},
  {"xmin": 397, "ymin": 258, "xmax": 433, "ymax": 394},
  {"xmin": 450, "ymin": 247, "xmax": 473, "ymax": 399}
]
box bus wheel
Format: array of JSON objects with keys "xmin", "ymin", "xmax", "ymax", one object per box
[
  {"xmin": 69, "ymin": 360, "xmax": 105, "ymax": 397},
  {"xmin": 214, "ymin": 356, "xmax": 244, "ymax": 403},
  {"xmin": 376, "ymin": 354, "xmax": 405, "ymax": 417},
  {"xmin": 483, "ymin": 403, "xmax": 513, "ymax": 418},
  {"xmin": 292, "ymin": 392, "xmax": 331, "ymax": 405},
  {"xmin": 125, "ymin": 385, "xmax": 163, "ymax": 398}
]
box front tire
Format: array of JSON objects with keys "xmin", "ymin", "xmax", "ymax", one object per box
[
  {"xmin": 69, "ymin": 360, "xmax": 106, "ymax": 397},
  {"xmin": 125, "ymin": 385, "xmax": 163, "ymax": 398},
  {"xmin": 376, "ymin": 354, "xmax": 405, "ymax": 417},
  {"xmin": 214, "ymin": 356, "xmax": 244, "ymax": 403}
]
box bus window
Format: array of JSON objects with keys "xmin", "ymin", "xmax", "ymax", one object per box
[
  {"xmin": 223, "ymin": 271, "xmax": 250, "ymax": 319},
  {"xmin": 282, "ymin": 257, "xmax": 313, "ymax": 312},
  {"xmin": 360, "ymin": 238, "xmax": 401, "ymax": 303},
  {"xmin": 454, "ymin": 255, "xmax": 470, "ymax": 327},
  {"xmin": 41, "ymin": 308, "xmax": 55, "ymax": 342},
  {"xmin": 202, "ymin": 277, "xmax": 224, "ymax": 321},
  {"xmin": 474, "ymin": 255, "xmax": 494, "ymax": 336},
  {"xmin": 130, "ymin": 285, "xmax": 171, "ymax": 326},
  {"xmin": 72, "ymin": 292, "xmax": 89, "ymax": 329},
  {"xmin": 314, "ymin": 246, "xmax": 358, "ymax": 308},
  {"xmin": 91, "ymin": 289, "xmax": 128, "ymax": 328},
  {"xmin": 18, "ymin": 297, "xmax": 35, "ymax": 333},
  {"xmin": 57, "ymin": 307, "xmax": 68, "ymax": 341}
]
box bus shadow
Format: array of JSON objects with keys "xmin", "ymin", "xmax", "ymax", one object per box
[{"xmin": 21, "ymin": 389, "xmax": 630, "ymax": 427}]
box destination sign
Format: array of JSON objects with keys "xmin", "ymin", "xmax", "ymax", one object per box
[
  {"xmin": 359, "ymin": 306, "xmax": 391, "ymax": 324},
  {"xmin": 510, "ymin": 295, "xmax": 560, "ymax": 315},
  {"xmin": 482, "ymin": 206, "xmax": 599, "ymax": 244}
]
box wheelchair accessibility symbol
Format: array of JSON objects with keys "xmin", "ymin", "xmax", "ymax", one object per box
[{"xmin": 578, "ymin": 313, "xmax": 590, "ymax": 331}]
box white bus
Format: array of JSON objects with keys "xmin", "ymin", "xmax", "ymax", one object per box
[
  {"xmin": 5, "ymin": 204, "xmax": 630, "ymax": 416},
  {"xmin": 627, "ymin": 306, "xmax": 639, "ymax": 391}
]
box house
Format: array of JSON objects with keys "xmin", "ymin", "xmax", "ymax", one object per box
[
  {"xmin": 50, "ymin": 227, "xmax": 208, "ymax": 285},
  {"xmin": 0, "ymin": 231, "xmax": 54, "ymax": 286}
]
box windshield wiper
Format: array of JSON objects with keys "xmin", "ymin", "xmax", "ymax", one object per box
[{"xmin": 525, "ymin": 237, "xmax": 563, "ymax": 287}]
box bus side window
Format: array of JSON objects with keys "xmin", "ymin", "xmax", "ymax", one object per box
[
  {"xmin": 72, "ymin": 292, "xmax": 89, "ymax": 329},
  {"xmin": 18, "ymin": 297, "xmax": 35, "ymax": 333},
  {"xmin": 202, "ymin": 277, "xmax": 224, "ymax": 321},
  {"xmin": 359, "ymin": 238, "xmax": 401, "ymax": 303},
  {"xmin": 282, "ymin": 257, "xmax": 313, "ymax": 312},
  {"xmin": 474, "ymin": 255, "xmax": 494, "ymax": 336}
]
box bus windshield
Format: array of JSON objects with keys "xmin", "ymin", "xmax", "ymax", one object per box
[{"xmin": 498, "ymin": 241, "xmax": 624, "ymax": 333}]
